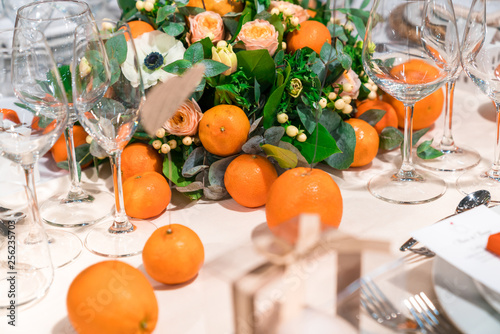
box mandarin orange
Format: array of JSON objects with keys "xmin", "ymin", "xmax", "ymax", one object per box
[
  {"xmin": 266, "ymin": 167, "xmax": 342, "ymax": 229},
  {"xmin": 345, "ymin": 118, "xmax": 379, "ymax": 167},
  {"xmin": 286, "ymin": 20, "xmax": 331, "ymax": 54},
  {"xmin": 224, "ymin": 154, "xmax": 278, "ymax": 208},
  {"xmin": 354, "ymin": 99, "xmax": 398, "ymax": 134},
  {"xmin": 121, "ymin": 142, "xmax": 164, "ymax": 181},
  {"xmin": 124, "ymin": 21, "xmax": 154, "ymax": 41},
  {"xmin": 50, "ymin": 125, "xmax": 91, "ymax": 168},
  {"xmin": 67, "ymin": 260, "xmax": 158, "ymax": 334},
  {"xmin": 142, "ymin": 224, "xmax": 205, "ymax": 285},
  {"xmin": 1, "ymin": 108, "xmax": 20, "ymax": 124},
  {"xmin": 186, "ymin": 0, "xmax": 244, "ymax": 16},
  {"xmin": 198, "ymin": 104, "xmax": 250, "ymax": 157}
]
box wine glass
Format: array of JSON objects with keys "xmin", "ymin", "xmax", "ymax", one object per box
[
  {"xmin": 73, "ymin": 21, "xmax": 157, "ymax": 257},
  {"xmin": 460, "ymin": 0, "xmax": 500, "ymax": 200},
  {"xmin": 363, "ymin": 0, "xmax": 461, "ymax": 204},
  {"xmin": 0, "ymin": 26, "xmax": 70, "ymax": 307},
  {"xmin": 15, "ymin": 0, "xmax": 114, "ymax": 228}
]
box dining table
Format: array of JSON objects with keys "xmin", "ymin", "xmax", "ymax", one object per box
[{"xmin": 1, "ymin": 62, "xmax": 500, "ymax": 334}]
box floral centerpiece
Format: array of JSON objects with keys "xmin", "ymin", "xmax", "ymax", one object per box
[{"xmin": 94, "ymin": 0, "xmax": 440, "ymax": 201}]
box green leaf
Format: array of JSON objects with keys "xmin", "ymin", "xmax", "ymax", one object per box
[
  {"xmin": 184, "ymin": 43, "xmax": 204, "ymax": 63},
  {"xmin": 261, "ymin": 144, "xmax": 298, "ymax": 168},
  {"xmin": 319, "ymin": 108, "xmax": 342, "ymax": 133},
  {"xmin": 413, "ymin": 128, "xmax": 430, "ymax": 146},
  {"xmin": 156, "ymin": 5, "xmax": 176, "ymax": 23},
  {"xmin": 229, "ymin": 9, "xmax": 252, "ymax": 43},
  {"xmin": 236, "ymin": 49, "xmax": 276, "ymax": 90},
  {"xmin": 56, "ymin": 65, "xmax": 72, "ymax": 102},
  {"xmin": 351, "ymin": 15, "xmax": 366, "ymax": 40},
  {"xmin": 109, "ymin": 58, "xmax": 121, "ymax": 86},
  {"xmin": 357, "ymin": 109, "xmax": 385, "ymax": 127},
  {"xmin": 163, "ymin": 59, "xmax": 193, "ymax": 75},
  {"xmin": 296, "ymin": 104, "xmax": 317, "ymax": 134},
  {"xmin": 320, "ymin": 42, "xmax": 336, "ymax": 62},
  {"xmin": 162, "ymin": 22, "xmax": 185, "ymax": 36},
  {"xmin": 178, "ymin": 6, "xmax": 205, "ymax": 16},
  {"xmin": 198, "ymin": 37, "xmax": 214, "ymax": 58},
  {"xmin": 269, "ymin": 13, "xmax": 285, "ymax": 45},
  {"xmin": 336, "ymin": 39, "xmax": 352, "ymax": 70},
  {"xmin": 379, "ymin": 126, "xmax": 403, "ymax": 150},
  {"xmin": 118, "ymin": 0, "xmax": 136, "ymax": 11},
  {"xmin": 198, "ymin": 59, "xmax": 230, "ymax": 77},
  {"xmin": 163, "ymin": 153, "xmax": 191, "ymax": 187},
  {"xmin": 323, "ymin": 119, "xmax": 355, "ymax": 169},
  {"xmin": 105, "ymin": 34, "xmax": 127, "ymax": 65},
  {"xmin": 263, "ymin": 83, "xmax": 286, "ymax": 128},
  {"xmin": 295, "ymin": 123, "xmax": 341, "ymax": 163},
  {"xmin": 417, "ymin": 140, "xmax": 444, "ymax": 159},
  {"xmin": 175, "ymin": 0, "xmax": 189, "ymax": 6}
]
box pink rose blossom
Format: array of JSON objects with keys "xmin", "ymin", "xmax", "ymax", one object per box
[
  {"xmin": 237, "ymin": 19, "xmax": 279, "ymax": 56},
  {"xmin": 163, "ymin": 99, "xmax": 203, "ymax": 136},
  {"xmin": 334, "ymin": 69, "xmax": 362, "ymax": 99},
  {"xmin": 188, "ymin": 11, "xmax": 224, "ymax": 44},
  {"xmin": 268, "ymin": 1, "xmax": 310, "ymax": 23}
]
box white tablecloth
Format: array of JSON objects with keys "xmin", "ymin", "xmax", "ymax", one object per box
[{"xmin": 0, "ymin": 75, "xmax": 496, "ymax": 333}]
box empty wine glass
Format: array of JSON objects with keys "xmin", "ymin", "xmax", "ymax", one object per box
[
  {"xmin": 363, "ymin": 0, "xmax": 461, "ymax": 204},
  {"xmin": 460, "ymin": 0, "xmax": 500, "ymax": 200},
  {"xmin": 73, "ymin": 21, "xmax": 156, "ymax": 257},
  {"xmin": 15, "ymin": 0, "xmax": 114, "ymax": 228},
  {"xmin": 0, "ymin": 27, "xmax": 70, "ymax": 307}
]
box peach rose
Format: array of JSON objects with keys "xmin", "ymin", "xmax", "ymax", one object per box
[
  {"xmin": 237, "ymin": 19, "xmax": 279, "ymax": 56},
  {"xmin": 334, "ymin": 69, "xmax": 362, "ymax": 99},
  {"xmin": 268, "ymin": 1, "xmax": 310, "ymax": 23},
  {"xmin": 163, "ymin": 99, "xmax": 203, "ymax": 136},
  {"xmin": 188, "ymin": 11, "xmax": 224, "ymax": 44}
]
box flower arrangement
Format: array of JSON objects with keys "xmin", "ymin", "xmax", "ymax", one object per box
[{"xmin": 103, "ymin": 0, "xmax": 441, "ymax": 201}]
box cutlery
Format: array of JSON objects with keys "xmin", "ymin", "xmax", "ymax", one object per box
[
  {"xmin": 400, "ymin": 190, "xmax": 491, "ymax": 254},
  {"xmin": 404, "ymin": 292, "xmax": 454, "ymax": 334},
  {"xmin": 360, "ymin": 278, "xmax": 419, "ymax": 332}
]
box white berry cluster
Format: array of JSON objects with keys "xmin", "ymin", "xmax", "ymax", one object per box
[
  {"xmin": 363, "ymin": 78, "xmax": 379, "ymax": 100},
  {"xmin": 136, "ymin": 0, "xmax": 156, "ymax": 12},
  {"xmin": 151, "ymin": 128, "xmax": 199, "ymax": 154}
]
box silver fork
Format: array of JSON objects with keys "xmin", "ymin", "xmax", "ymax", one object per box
[
  {"xmin": 360, "ymin": 278, "xmax": 419, "ymax": 332},
  {"xmin": 404, "ymin": 292, "xmax": 454, "ymax": 334}
]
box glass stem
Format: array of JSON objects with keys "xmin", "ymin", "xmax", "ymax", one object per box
[
  {"xmin": 439, "ymin": 80, "xmax": 457, "ymax": 150},
  {"xmin": 109, "ymin": 151, "xmax": 134, "ymax": 233},
  {"xmin": 64, "ymin": 123, "xmax": 84, "ymax": 198},
  {"xmin": 489, "ymin": 103, "xmax": 500, "ymax": 179},
  {"xmin": 399, "ymin": 103, "xmax": 416, "ymax": 176},
  {"xmin": 23, "ymin": 164, "xmax": 46, "ymax": 244}
]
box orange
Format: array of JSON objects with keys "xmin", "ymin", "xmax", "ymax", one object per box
[
  {"xmin": 224, "ymin": 154, "xmax": 278, "ymax": 208},
  {"xmin": 354, "ymin": 99, "xmax": 398, "ymax": 134},
  {"xmin": 382, "ymin": 59, "xmax": 444, "ymax": 130},
  {"xmin": 266, "ymin": 167, "xmax": 342, "ymax": 229},
  {"xmin": 50, "ymin": 125, "xmax": 91, "ymax": 168},
  {"xmin": 345, "ymin": 118, "xmax": 379, "ymax": 167},
  {"xmin": 198, "ymin": 104, "xmax": 250, "ymax": 157},
  {"xmin": 286, "ymin": 20, "xmax": 331, "ymax": 54},
  {"xmin": 1, "ymin": 108, "xmax": 20, "ymax": 124},
  {"xmin": 382, "ymin": 89, "xmax": 444, "ymax": 130},
  {"xmin": 123, "ymin": 171, "xmax": 171, "ymax": 219},
  {"xmin": 186, "ymin": 0, "xmax": 244, "ymax": 16},
  {"xmin": 142, "ymin": 224, "xmax": 205, "ymax": 285},
  {"xmin": 121, "ymin": 142, "xmax": 164, "ymax": 181},
  {"xmin": 124, "ymin": 21, "xmax": 154, "ymax": 41},
  {"xmin": 67, "ymin": 260, "xmax": 158, "ymax": 334}
]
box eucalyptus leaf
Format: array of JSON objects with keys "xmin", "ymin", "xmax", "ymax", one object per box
[
  {"xmin": 90, "ymin": 140, "xmax": 108, "ymax": 158},
  {"xmin": 379, "ymin": 126, "xmax": 403, "ymax": 150},
  {"xmin": 156, "ymin": 5, "xmax": 176, "ymax": 23},
  {"xmin": 198, "ymin": 59, "xmax": 230, "ymax": 77},
  {"xmin": 323, "ymin": 120, "xmax": 355, "ymax": 169},
  {"xmin": 318, "ymin": 107, "xmax": 342, "ymax": 133},
  {"xmin": 357, "ymin": 109, "xmax": 386, "ymax": 127},
  {"xmin": 296, "ymin": 104, "xmax": 317, "ymax": 134},
  {"xmin": 162, "ymin": 22, "xmax": 185, "ymax": 36},
  {"xmin": 184, "ymin": 43, "xmax": 204, "ymax": 64},
  {"xmin": 163, "ymin": 59, "xmax": 192, "ymax": 75},
  {"xmin": 413, "ymin": 127, "xmax": 430, "ymax": 146},
  {"xmin": 261, "ymin": 144, "xmax": 298, "ymax": 169},
  {"xmin": 198, "ymin": 37, "xmax": 214, "ymax": 58},
  {"xmin": 178, "ymin": 6, "xmax": 205, "ymax": 16},
  {"xmin": 417, "ymin": 140, "xmax": 444, "ymax": 160},
  {"xmin": 351, "ymin": 15, "xmax": 366, "ymax": 40},
  {"xmin": 208, "ymin": 155, "xmax": 238, "ymax": 187},
  {"xmin": 320, "ymin": 42, "xmax": 336, "ymax": 62},
  {"xmin": 182, "ymin": 147, "xmax": 208, "ymax": 177},
  {"xmin": 264, "ymin": 126, "xmax": 285, "ymax": 146},
  {"xmin": 204, "ymin": 185, "xmax": 228, "ymax": 200},
  {"xmin": 242, "ymin": 135, "xmax": 265, "ymax": 154},
  {"xmin": 176, "ymin": 181, "xmax": 204, "ymax": 192},
  {"xmin": 249, "ymin": 116, "xmax": 263, "ymax": 134},
  {"xmin": 105, "ymin": 34, "xmax": 127, "ymax": 65}
]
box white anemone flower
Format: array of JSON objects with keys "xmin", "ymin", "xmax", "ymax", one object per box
[{"xmin": 121, "ymin": 30, "xmax": 185, "ymax": 89}]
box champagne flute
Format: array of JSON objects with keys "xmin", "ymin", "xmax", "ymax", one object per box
[
  {"xmin": 73, "ymin": 21, "xmax": 156, "ymax": 257},
  {"xmin": 363, "ymin": 0, "xmax": 461, "ymax": 204},
  {"xmin": 460, "ymin": 0, "xmax": 500, "ymax": 200},
  {"xmin": 0, "ymin": 27, "xmax": 69, "ymax": 308},
  {"xmin": 15, "ymin": 0, "xmax": 114, "ymax": 228}
]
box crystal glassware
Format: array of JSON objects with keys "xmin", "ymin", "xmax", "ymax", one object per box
[
  {"xmin": 459, "ymin": 0, "xmax": 500, "ymax": 200},
  {"xmin": 363, "ymin": 0, "xmax": 461, "ymax": 204},
  {"xmin": 15, "ymin": 0, "xmax": 114, "ymax": 227},
  {"xmin": 73, "ymin": 21, "xmax": 157, "ymax": 257}
]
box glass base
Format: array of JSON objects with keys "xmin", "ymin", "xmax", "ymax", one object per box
[
  {"xmin": 46, "ymin": 229, "xmax": 82, "ymax": 268},
  {"xmin": 417, "ymin": 145, "xmax": 481, "ymax": 172},
  {"xmin": 40, "ymin": 185, "xmax": 114, "ymax": 227},
  {"xmin": 85, "ymin": 219, "xmax": 157, "ymax": 257},
  {"xmin": 457, "ymin": 169, "xmax": 500, "ymax": 202},
  {"xmin": 368, "ymin": 169, "xmax": 447, "ymax": 204}
]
